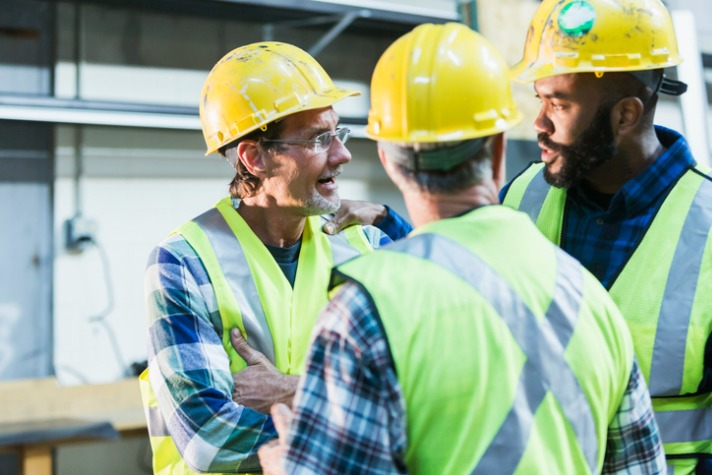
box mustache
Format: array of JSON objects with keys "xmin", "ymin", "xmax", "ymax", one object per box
[
  {"xmin": 537, "ymin": 133, "xmax": 564, "ymax": 153},
  {"xmin": 318, "ymin": 165, "xmax": 342, "ymax": 181}
]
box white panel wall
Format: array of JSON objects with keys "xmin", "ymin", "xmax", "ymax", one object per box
[{"xmin": 54, "ymin": 175, "xmax": 228, "ymax": 383}]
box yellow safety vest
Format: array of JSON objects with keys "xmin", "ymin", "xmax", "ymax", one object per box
[
  {"xmin": 503, "ymin": 163, "xmax": 712, "ymax": 474},
  {"xmin": 333, "ymin": 206, "xmax": 634, "ymax": 474},
  {"xmin": 140, "ymin": 197, "xmax": 374, "ymax": 474}
]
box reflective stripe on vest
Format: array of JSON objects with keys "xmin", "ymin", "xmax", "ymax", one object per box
[
  {"xmin": 503, "ymin": 165, "xmax": 565, "ymax": 245},
  {"xmin": 650, "ymin": 178, "xmax": 712, "ymax": 395},
  {"xmin": 385, "ymin": 233, "xmax": 597, "ymax": 473},
  {"xmin": 504, "ymin": 164, "xmax": 712, "ymax": 459},
  {"xmin": 193, "ymin": 207, "xmax": 276, "ymax": 362},
  {"xmin": 146, "ymin": 405, "xmax": 170, "ymax": 437},
  {"xmin": 518, "ymin": 166, "xmax": 550, "ymax": 220},
  {"xmin": 321, "ymin": 217, "xmax": 371, "ymax": 263},
  {"xmin": 506, "ymin": 166, "xmax": 711, "ymax": 395},
  {"xmin": 655, "ymin": 407, "xmax": 712, "ymax": 444}
]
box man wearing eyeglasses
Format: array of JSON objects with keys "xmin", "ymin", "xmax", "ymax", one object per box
[{"xmin": 139, "ymin": 42, "xmax": 389, "ymax": 474}]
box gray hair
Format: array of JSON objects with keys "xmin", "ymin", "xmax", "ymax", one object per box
[{"xmin": 379, "ymin": 137, "xmax": 494, "ymax": 194}]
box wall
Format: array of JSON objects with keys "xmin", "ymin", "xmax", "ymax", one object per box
[{"xmin": 0, "ymin": 0, "xmax": 55, "ymax": 381}]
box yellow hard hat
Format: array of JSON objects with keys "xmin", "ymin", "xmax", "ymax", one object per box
[
  {"xmin": 511, "ymin": 0, "xmax": 682, "ymax": 83},
  {"xmin": 200, "ymin": 42, "xmax": 360, "ymax": 155},
  {"xmin": 367, "ymin": 22, "xmax": 521, "ymax": 143}
]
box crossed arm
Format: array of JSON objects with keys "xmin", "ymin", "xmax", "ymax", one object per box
[{"xmin": 146, "ymin": 240, "xmax": 286, "ymax": 472}]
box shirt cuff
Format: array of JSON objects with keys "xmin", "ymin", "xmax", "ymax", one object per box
[{"xmin": 376, "ymin": 205, "xmax": 413, "ymax": 241}]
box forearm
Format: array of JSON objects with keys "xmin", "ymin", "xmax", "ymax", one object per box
[
  {"xmin": 146, "ymin": 243, "xmax": 277, "ymax": 472},
  {"xmin": 149, "ymin": 323, "xmax": 277, "ymax": 471}
]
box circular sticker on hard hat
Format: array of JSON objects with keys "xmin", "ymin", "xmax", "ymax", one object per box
[{"xmin": 558, "ymin": 0, "xmax": 596, "ymax": 37}]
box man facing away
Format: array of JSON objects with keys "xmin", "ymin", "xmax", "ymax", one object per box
[
  {"xmin": 259, "ymin": 23, "xmax": 665, "ymax": 475},
  {"xmin": 326, "ymin": 1, "xmax": 712, "ymax": 472},
  {"xmin": 140, "ymin": 42, "xmax": 388, "ymax": 473},
  {"xmin": 501, "ymin": 1, "xmax": 712, "ymax": 472}
]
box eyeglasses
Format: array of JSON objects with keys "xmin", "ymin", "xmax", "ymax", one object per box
[{"xmin": 262, "ymin": 127, "xmax": 350, "ymax": 153}]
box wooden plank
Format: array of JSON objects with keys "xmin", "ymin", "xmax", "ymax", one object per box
[
  {"xmin": 22, "ymin": 445, "xmax": 52, "ymax": 475},
  {"xmin": 0, "ymin": 378, "xmax": 145, "ymax": 433}
]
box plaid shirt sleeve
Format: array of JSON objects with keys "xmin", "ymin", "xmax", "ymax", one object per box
[
  {"xmin": 145, "ymin": 234, "xmax": 276, "ymax": 473},
  {"xmin": 284, "ymin": 282, "xmax": 407, "ymax": 474},
  {"xmin": 602, "ymin": 359, "xmax": 667, "ymax": 474}
]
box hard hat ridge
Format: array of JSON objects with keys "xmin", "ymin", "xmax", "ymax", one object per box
[
  {"xmin": 511, "ymin": 0, "xmax": 684, "ymax": 86},
  {"xmin": 200, "ymin": 42, "xmax": 360, "ymax": 155}
]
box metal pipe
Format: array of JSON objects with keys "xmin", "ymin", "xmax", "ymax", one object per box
[{"xmin": 309, "ymin": 10, "xmax": 366, "ymax": 57}]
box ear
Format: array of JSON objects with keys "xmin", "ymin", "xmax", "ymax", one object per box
[
  {"xmin": 611, "ymin": 96, "xmax": 644, "ymax": 137},
  {"xmin": 377, "ymin": 145, "xmax": 388, "ymax": 167},
  {"xmin": 377, "ymin": 145, "xmax": 393, "ymax": 175},
  {"xmin": 377, "ymin": 145, "xmax": 404, "ymax": 188},
  {"xmin": 237, "ymin": 140, "xmax": 267, "ymax": 178},
  {"xmin": 490, "ymin": 132, "xmax": 506, "ymax": 191}
]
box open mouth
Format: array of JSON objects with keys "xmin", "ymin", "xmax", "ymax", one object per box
[
  {"xmin": 538, "ymin": 143, "xmax": 557, "ymax": 163},
  {"xmin": 538, "ymin": 142, "xmax": 553, "ymax": 153},
  {"xmin": 317, "ymin": 175, "xmax": 338, "ymax": 187}
]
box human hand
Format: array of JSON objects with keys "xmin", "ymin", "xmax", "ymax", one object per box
[
  {"xmin": 258, "ymin": 403, "xmax": 293, "ymax": 475},
  {"xmin": 230, "ymin": 328, "xmax": 298, "ymax": 413},
  {"xmin": 323, "ymin": 199, "xmax": 387, "ymax": 234}
]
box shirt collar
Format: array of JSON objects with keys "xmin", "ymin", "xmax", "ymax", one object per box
[{"xmin": 570, "ymin": 126, "xmax": 695, "ymax": 216}]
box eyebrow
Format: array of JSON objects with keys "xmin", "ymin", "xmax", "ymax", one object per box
[
  {"xmin": 303, "ymin": 125, "xmax": 336, "ymax": 137},
  {"xmin": 534, "ymin": 86, "xmax": 572, "ymax": 101},
  {"xmin": 537, "ymin": 91, "xmax": 572, "ymax": 101}
]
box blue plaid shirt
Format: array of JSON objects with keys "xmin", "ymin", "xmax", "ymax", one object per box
[
  {"xmin": 559, "ymin": 126, "xmax": 696, "ymax": 288},
  {"xmin": 284, "ymin": 283, "xmax": 666, "ymax": 474}
]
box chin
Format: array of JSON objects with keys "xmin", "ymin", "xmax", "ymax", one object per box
[
  {"xmin": 543, "ymin": 169, "xmax": 567, "ymax": 189},
  {"xmin": 302, "ymin": 195, "xmax": 340, "ymax": 216}
]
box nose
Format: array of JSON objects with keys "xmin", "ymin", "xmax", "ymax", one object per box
[
  {"xmin": 534, "ymin": 106, "xmax": 554, "ymax": 136},
  {"xmin": 328, "ymin": 135, "xmax": 351, "ymax": 166}
]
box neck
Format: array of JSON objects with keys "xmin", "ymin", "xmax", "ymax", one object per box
[
  {"xmin": 585, "ymin": 125, "xmax": 663, "ymax": 195},
  {"xmin": 237, "ymin": 194, "xmax": 306, "ymax": 247},
  {"xmin": 403, "ymin": 180, "xmax": 499, "ymax": 228}
]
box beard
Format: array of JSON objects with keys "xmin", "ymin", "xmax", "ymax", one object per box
[
  {"xmin": 302, "ymin": 192, "xmax": 340, "ymax": 216},
  {"xmin": 301, "ymin": 165, "xmax": 342, "ymax": 216},
  {"xmin": 540, "ymin": 103, "xmax": 617, "ymax": 189}
]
